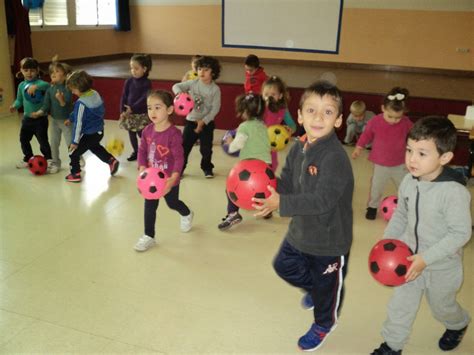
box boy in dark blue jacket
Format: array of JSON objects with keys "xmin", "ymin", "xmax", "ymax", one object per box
[
  {"xmin": 65, "ymin": 70, "xmax": 119, "ymax": 182},
  {"xmin": 253, "ymin": 81, "xmax": 354, "ymax": 351}
]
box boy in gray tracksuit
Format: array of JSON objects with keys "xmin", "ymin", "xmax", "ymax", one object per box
[{"xmin": 372, "ymin": 116, "xmax": 471, "ymax": 355}]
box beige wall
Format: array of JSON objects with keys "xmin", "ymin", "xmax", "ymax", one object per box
[
  {"xmin": 28, "ymin": 5, "xmax": 473, "ymax": 71},
  {"xmin": 0, "ymin": 1, "xmax": 15, "ymax": 116}
]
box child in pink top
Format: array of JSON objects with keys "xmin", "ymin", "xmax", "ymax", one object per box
[
  {"xmin": 134, "ymin": 90, "xmax": 193, "ymax": 252},
  {"xmin": 261, "ymin": 76, "xmax": 296, "ymax": 171},
  {"xmin": 352, "ymin": 87, "xmax": 413, "ymax": 220}
]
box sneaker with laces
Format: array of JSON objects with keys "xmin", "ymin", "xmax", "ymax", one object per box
[
  {"xmin": 298, "ymin": 323, "xmax": 332, "ymax": 351},
  {"xmin": 134, "ymin": 235, "xmax": 156, "ymax": 252},
  {"xmin": 301, "ymin": 292, "xmax": 314, "ymax": 310},
  {"xmin": 127, "ymin": 152, "xmax": 137, "ymax": 162},
  {"xmin": 16, "ymin": 160, "xmax": 28, "ymax": 169},
  {"xmin": 180, "ymin": 211, "xmax": 194, "ymax": 232},
  {"xmin": 438, "ymin": 325, "xmax": 468, "ymax": 351},
  {"xmin": 109, "ymin": 158, "xmax": 120, "ymax": 176},
  {"xmin": 218, "ymin": 212, "xmax": 243, "ymax": 231},
  {"xmin": 204, "ymin": 170, "xmax": 214, "ymax": 178},
  {"xmin": 65, "ymin": 172, "xmax": 81, "ymax": 183},
  {"xmin": 47, "ymin": 160, "xmax": 59, "ymax": 174},
  {"xmin": 366, "ymin": 207, "xmax": 377, "ymax": 220},
  {"xmin": 371, "ymin": 342, "xmax": 401, "ymax": 355}
]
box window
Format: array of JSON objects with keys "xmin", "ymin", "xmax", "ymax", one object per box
[{"xmin": 28, "ymin": 0, "xmax": 116, "ymax": 29}]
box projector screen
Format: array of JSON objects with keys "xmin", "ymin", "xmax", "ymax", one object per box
[{"xmin": 222, "ymin": 0, "xmax": 344, "ymax": 54}]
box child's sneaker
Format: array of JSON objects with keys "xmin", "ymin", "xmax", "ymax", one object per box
[
  {"xmin": 204, "ymin": 170, "xmax": 214, "ymax": 178},
  {"xmin": 180, "ymin": 211, "xmax": 194, "ymax": 232},
  {"xmin": 298, "ymin": 323, "xmax": 332, "ymax": 351},
  {"xmin": 109, "ymin": 158, "xmax": 120, "ymax": 176},
  {"xmin": 127, "ymin": 152, "xmax": 137, "ymax": 162},
  {"xmin": 301, "ymin": 292, "xmax": 314, "ymax": 310},
  {"xmin": 16, "ymin": 160, "xmax": 28, "ymax": 169},
  {"xmin": 47, "ymin": 160, "xmax": 59, "ymax": 174},
  {"xmin": 65, "ymin": 172, "xmax": 81, "ymax": 183},
  {"xmin": 134, "ymin": 235, "xmax": 156, "ymax": 252},
  {"xmin": 366, "ymin": 207, "xmax": 377, "ymax": 220},
  {"xmin": 218, "ymin": 212, "xmax": 242, "ymax": 231},
  {"xmin": 371, "ymin": 342, "xmax": 401, "ymax": 354},
  {"xmin": 438, "ymin": 325, "xmax": 468, "ymax": 351}
]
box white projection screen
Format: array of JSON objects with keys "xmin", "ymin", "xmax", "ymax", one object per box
[{"xmin": 222, "ymin": 0, "xmax": 343, "ymax": 54}]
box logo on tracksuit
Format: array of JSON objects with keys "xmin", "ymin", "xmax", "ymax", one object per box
[{"xmin": 323, "ymin": 263, "xmax": 339, "ymax": 275}]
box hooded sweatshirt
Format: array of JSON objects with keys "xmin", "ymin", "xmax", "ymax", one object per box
[{"xmin": 71, "ymin": 89, "xmax": 105, "ymax": 144}]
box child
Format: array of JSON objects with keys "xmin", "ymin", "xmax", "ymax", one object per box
[
  {"xmin": 119, "ymin": 54, "xmax": 152, "ymax": 162},
  {"xmin": 181, "ymin": 55, "xmax": 202, "ymax": 82},
  {"xmin": 253, "ymin": 81, "xmax": 354, "ymax": 351},
  {"xmin": 31, "ymin": 57, "xmax": 73, "ymax": 174},
  {"xmin": 352, "ymin": 87, "xmax": 413, "ymax": 220},
  {"xmin": 343, "ymin": 100, "xmax": 374, "ymax": 145},
  {"xmin": 244, "ymin": 54, "xmax": 268, "ymax": 94},
  {"xmin": 134, "ymin": 90, "xmax": 193, "ymax": 252},
  {"xmin": 172, "ymin": 56, "xmax": 221, "ymax": 178},
  {"xmin": 371, "ymin": 116, "xmax": 471, "ymax": 355},
  {"xmin": 261, "ymin": 76, "xmax": 297, "ymax": 171},
  {"xmin": 65, "ymin": 70, "xmax": 119, "ymax": 182},
  {"xmin": 10, "ymin": 57, "xmax": 53, "ymax": 171},
  {"xmin": 218, "ymin": 93, "xmax": 271, "ymax": 230}
]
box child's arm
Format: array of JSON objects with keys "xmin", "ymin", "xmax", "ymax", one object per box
[
  {"xmin": 70, "ymin": 102, "xmax": 85, "ymax": 145},
  {"xmin": 352, "ymin": 119, "xmax": 375, "ymax": 159},
  {"xmin": 282, "ymin": 110, "xmax": 297, "ymax": 132},
  {"xmin": 11, "ymin": 83, "xmax": 25, "ymax": 111},
  {"xmin": 228, "ymin": 132, "xmax": 248, "ymax": 153},
  {"xmin": 31, "ymin": 87, "xmax": 52, "ymax": 118},
  {"xmin": 172, "ymin": 81, "xmax": 192, "ymax": 95},
  {"xmin": 202, "ymin": 87, "xmax": 221, "ymax": 125},
  {"xmin": 169, "ymin": 129, "xmax": 185, "ymax": 176}
]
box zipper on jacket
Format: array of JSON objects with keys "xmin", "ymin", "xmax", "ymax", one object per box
[
  {"xmin": 298, "ymin": 144, "xmax": 307, "ymax": 187},
  {"xmin": 414, "ymin": 185, "xmax": 420, "ymax": 254}
]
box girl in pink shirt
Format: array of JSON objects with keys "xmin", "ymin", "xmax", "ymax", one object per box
[{"xmin": 352, "ymin": 87, "xmax": 413, "ymax": 220}]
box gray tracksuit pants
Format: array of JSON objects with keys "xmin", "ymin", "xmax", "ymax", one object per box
[{"xmin": 368, "ymin": 164, "xmax": 406, "ymax": 208}]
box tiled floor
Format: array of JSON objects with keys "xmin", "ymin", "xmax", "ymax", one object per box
[{"xmin": 0, "ymin": 115, "xmax": 472, "ymax": 354}]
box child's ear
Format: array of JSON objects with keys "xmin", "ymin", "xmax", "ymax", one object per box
[
  {"xmin": 167, "ymin": 105, "xmax": 174, "ymax": 115},
  {"xmin": 381, "ymin": 105, "xmax": 386, "ymax": 113},
  {"xmin": 440, "ymin": 151, "xmax": 454, "ymax": 166},
  {"xmin": 297, "ymin": 109, "xmax": 303, "ymax": 125},
  {"xmin": 334, "ymin": 114, "xmax": 343, "ymax": 128}
]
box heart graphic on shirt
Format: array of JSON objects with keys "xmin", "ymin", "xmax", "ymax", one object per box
[{"xmin": 156, "ymin": 145, "xmax": 169, "ymax": 157}]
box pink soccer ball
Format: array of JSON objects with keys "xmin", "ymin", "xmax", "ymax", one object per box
[
  {"xmin": 136, "ymin": 167, "xmax": 168, "ymax": 200},
  {"xmin": 380, "ymin": 195, "xmax": 398, "ymax": 221},
  {"xmin": 173, "ymin": 93, "xmax": 194, "ymax": 116}
]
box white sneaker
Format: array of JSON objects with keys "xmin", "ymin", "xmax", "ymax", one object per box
[
  {"xmin": 134, "ymin": 235, "xmax": 156, "ymax": 252},
  {"xmin": 16, "ymin": 160, "xmax": 28, "ymax": 169},
  {"xmin": 47, "ymin": 160, "xmax": 59, "ymax": 174},
  {"xmin": 180, "ymin": 211, "xmax": 194, "ymax": 232}
]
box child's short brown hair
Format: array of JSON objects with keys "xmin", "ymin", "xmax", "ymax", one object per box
[
  {"xmin": 349, "ymin": 100, "xmax": 366, "ymax": 116},
  {"xmin": 299, "ymin": 81, "xmax": 343, "ymax": 116},
  {"xmin": 66, "ymin": 70, "xmax": 93, "ymax": 93}
]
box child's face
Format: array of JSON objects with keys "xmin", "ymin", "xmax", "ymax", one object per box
[
  {"xmin": 382, "ymin": 106, "xmax": 404, "ymax": 125},
  {"xmin": 298, "ymin": 93, "xmax": 342, "ymax": 143},
  {"xmin": 405, "ymin": 138, "xmax": 452, "ymax": 181},
  {"xmin": 198, "ymin": 67, "xmax": 213, "ymax": 84},
  {"xmin": 130, "ymin": 60, "xmax": 147, "ymax": 79},
  {"xmin": 351, "ymin": 111, "xmax": 365, "ymax": 122},
  {"xmin": 21, "ymin": 68, "xmax": 38, "ymax": 81},
  {"xmin": 262, "ymin": 85, "xmax": 282, "ymax": 103},
  {"xmin": 69, "ymin": 86, "xmax": 81, "ymax": 96},
  {"xmin": 50, "ymin": 68, "xmax": 66, "ymax": 84},
  {"xmin": 244, "ymin": 65, "xmax": 256, "ymax": 75},
  {"xmin": 147, "ymin": 96, "xmax": 173, "ymax": 126}
]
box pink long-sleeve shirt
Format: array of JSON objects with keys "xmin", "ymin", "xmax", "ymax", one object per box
[{"xmin": 356, "ymin": 113, "xmax": 413, "ymax": 167}]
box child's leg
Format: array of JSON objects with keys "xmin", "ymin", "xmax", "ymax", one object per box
[
  {"xmin": 271, "ymin": 151, "xmax": 278, "ymax": 172},
  {"xmin": 19, "ymin": 119, "xmax": 35, "ymax": 161},
  {"xmin": 49, "ymin": 119, "xmax": 62, "ymax": 166},
  {"xmin": 198, "ymin": 121, "xmax": 215, "ymax": 173},
  {"xmin": 129, "ymin": 130, "xmax": 138, "ymax": 153},
  {"xmin": 69, "ymin": 136, "xmax": 91, "ymax": 174},
  {"xmin": 226, "ymin": 193, "xmax": 240, "ymax": 215},
  {"xmin": 163, "ymin": 184, "xmax": 191, "ymax": 216},
  {"xmin": 144, "ymin": 199, "xmax": 160, "ymax": 238},
  {"xmin": 344, "ymin": 123, "xmax": 356, "ymax": 144},
  {"xmin": 381, "ymin": 275, "xmax": 425, "ymax": 351},
  {"xmin": 389, "ymin": 164, "xmax": 408, "ymax": 189},
  {"xmin": 368, "ymin": 164, "xmax": 391, "ymax": 209},
  {"xmin": 182, "ymin": 121, "xmax": 199, "ymax": 173},
  {"xmin": 34, "ymin": 116, "xmax": 52, "ymax": 160},
  {"xmin": 87, "ymin": 132, "xmax": 115, "ymax": 163}
]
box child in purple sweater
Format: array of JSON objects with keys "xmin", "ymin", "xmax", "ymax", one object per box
[
  {"xmin": 119, "ymin": 54, "xmax": 152, "ymax": 162},
  {"xmin": 134, "ymin": 90, "xmax": 193, "ymax": 252},
  {"xmin": 352, "ymin": 87, "xmax": 413, "ymax": 220}
]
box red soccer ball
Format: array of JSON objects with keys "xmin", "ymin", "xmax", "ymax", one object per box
[
  {"xmin": 368, "ymin": 239, "xmax": 413, "ymax": 286},
  {"xmin": 226, "ymin": 159, "xmax": 277, "ymax": 210},
  {"xmin": 136, "ymin": 167, "xmax": 168, "ymax": 200},
  {"xmin": 173, "ymin": 93, "xmax": 194, "ymax": 116},
  {"xmin": 28, "ymin": 155, "xmax": 47, "ymax": 176},
  {"xmin": 380, "ymin": 195, "xmax": 398, "ymax": 221}
]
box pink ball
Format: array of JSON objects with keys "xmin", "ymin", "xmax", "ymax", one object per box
[
  {"xmin": 380, "ymin": 195, "xmax": 398, "ymax": 221},
  {"xmin": 136, "ymin": 168, "xmax": 168, "ymax": 200},
  {"xmin": 173, "ymin": 93, "xmax": 194, "ymax": 116}
]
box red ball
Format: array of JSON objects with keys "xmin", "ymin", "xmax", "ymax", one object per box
[
  {"xmin": 380, "ymin": 195, "xmax": 398, "ymax": 221},
  {"xmin": 28, "ymin": 155, "xmax": 47, "ymax": 176},
  {"xmin": 226, "ymin": 159, "xmax": 277, "ymax": 210},
  {"xmin": 173, "ymin": 93, "xmax": 194, "ymax": 116},
  {"xmin": 136, "ymin": 167, "xmax": 168, "ymax": 200},
  {"xmin": 368, "ymin": 239, "xmax": 413, "ymax": 286}
]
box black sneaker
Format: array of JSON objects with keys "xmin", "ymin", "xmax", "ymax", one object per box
[
  {"xmin": 218, "ymin": 212, "xmax": 242, "ymax": 231},
  {"xmin": 439, "ymin": 325, "xmax": 468, "ymax": 351},
  {"xmin": 204, "ymin": 170, "xmax": 214, "ymax": 178},
  {"xmin": 127, "ymin": 152, "xmax": 137, "ymax": 161},
  {"xmin": 371, "ymin": 342, "xmax": 401, "ymax": 355},
  {"xmin": 366, "ymin": 207, "xmax": 377, "ymax": 220}
]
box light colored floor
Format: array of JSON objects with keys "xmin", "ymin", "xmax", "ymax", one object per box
[{"xmin": 0, "ymin": 115, "xmax": 472, "ymax": 354}]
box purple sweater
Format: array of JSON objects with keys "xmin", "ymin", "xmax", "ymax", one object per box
[
  {"xmin": 138, "ymin": 124, "xmax": 184, "ymax": 184},
  {"xmin": 119, "ymin": 76, "xmax": 151, "ymax": 114},
  {"xmin": 356, "ymin": 113, "xmax": 413, "ymax": 167}
]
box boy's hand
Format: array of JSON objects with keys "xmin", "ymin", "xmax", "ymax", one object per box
[
  {"xmin": 9, "ymin": 105, "xmax": 16, "ymax": 113},
  {"xmin": 55, "ymin": 90, "xmax": 65, "ymax": 106},
  {"xmin": 225, "ymin": 136, "xmax": 233, "ymax": 145},
  {"xmin": 27, "ymin": 84, "xmax": 38, "ymax": 95},
  {"xmin": 30, "ymin": 111, "xmax": 41, "ymax": 118},
  {"xmin": 69, "ymin": 143, "xmax": 78, "ymax": 153},
  {"xmin": 252, "ymin": 185, "xmax": 280, "ymax": 217},
  {"xmin": 162, "ymin": 173, "xmax": 178, "ymax": 196},
  {"xmin": 64, "ymin": 119, "xmax": 71, "ymax": 126},
  {"xmin": 351, "ymin": 146, "xmax": 363, "ymax": 159},
  {"xmin": 405, "ymin": 254, "xmax": 426, "ymax": 282},
  {"xmin": 138, "ymin": 166, "xmax": 146, "ymax": 173},
  {"xmin": 194, "ymin": 120, "xmax": 205, "ymax": 134}
]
